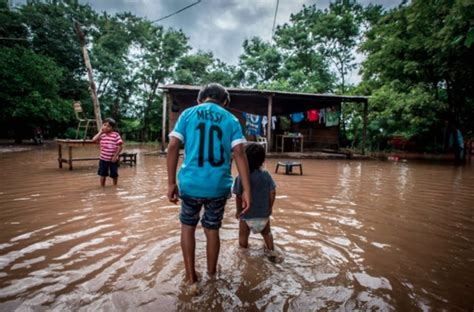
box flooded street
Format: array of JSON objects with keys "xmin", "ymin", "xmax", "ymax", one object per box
[{"xmin": 0, "ymin": 144, "xmax": 473, "ymax": 311}]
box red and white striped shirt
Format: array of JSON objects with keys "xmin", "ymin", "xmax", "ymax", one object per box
[{"xmin": 99, "ymin": 132, "xmax": 123, "ymax": 161}]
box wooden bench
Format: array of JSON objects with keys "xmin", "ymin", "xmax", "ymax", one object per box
[
  {"xmin": 275, "ymin": 161, "xmax": 303, "ymax": 175},
  {"xmin": 56, "ymin": 139, "xmax": 98, "ymax": 170},
  {"xmin": 119, "ymin": 152, "xmax": 137, "ymax": 167},
  {"xmin": 55, "ymin": 140, "xmax": 137, "ymax": 170}
]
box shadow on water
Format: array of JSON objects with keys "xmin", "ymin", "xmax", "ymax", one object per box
[{"xmin": 0, "ymin": 145, "xmax": 473, "ymax": 310}]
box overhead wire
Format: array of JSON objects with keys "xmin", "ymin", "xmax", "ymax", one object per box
[
  {"xmin": 152, "ymin": 0, "xmax": 201, "ymax": 23},
  {"xmin": 271, "ymin": 0, "xmax": 280, "ymax": 39},
  {"xmin": 0, "ymin": 37, "xmax": 28, "ymax": 41}
]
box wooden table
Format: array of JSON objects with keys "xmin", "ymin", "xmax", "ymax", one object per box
[
  {"xmin": 56, "ymin": 139, "xmax": 99, "ymax": 170},
  {"xmin": 276, "ymin": 134, "xmax": 304, "ymax": 153},
  {"xmin": 119, "ymin": 152, "xmax": 137, "ymax": 167}
]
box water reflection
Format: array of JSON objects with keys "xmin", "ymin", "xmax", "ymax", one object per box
[{"xmin": 0, "ymin": 146, "xmax": 473, "ymax": 310}]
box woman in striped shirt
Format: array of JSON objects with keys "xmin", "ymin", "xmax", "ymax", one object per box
[{"xmin": 92, "ymin": 118, "xmax": 123, "ymax": 186}]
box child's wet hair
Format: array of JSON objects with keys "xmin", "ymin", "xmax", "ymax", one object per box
[
  {"xmin": 103, "ymin": 117, "xmax": 116, "ymax": 129},
  {"xmin": 197, "ymin": 83, "xmax": 230, "ymax": 105},
  {"xmin": 245, "ymin": 142, "xmax": 266, "ymax": 172}
]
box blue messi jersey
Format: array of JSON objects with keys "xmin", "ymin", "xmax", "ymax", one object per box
[{"xmin": 169, "ymin": 102, "xmax": 246, "ymax": 198}]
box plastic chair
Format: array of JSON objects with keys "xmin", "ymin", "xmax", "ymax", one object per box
[
  {"xmin": 74, "ymin": 101, "xmax": 96, "ymax": 139},
  {"xmin": 275, "ymin": 161, "xmax": 303, "ymax": 175},
  {"xmin": 256, "ymin": 136, "xmax": 268, "ymax": 153}
]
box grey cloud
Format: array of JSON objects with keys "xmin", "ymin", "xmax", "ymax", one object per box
[{"xmin": 12, "ymin": 0, "xmax": 403, "ymax": 68}]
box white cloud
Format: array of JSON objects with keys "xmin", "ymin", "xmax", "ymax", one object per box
[{"xmin": 214, "ymin": 11, "xmax": 239, "ymax": 30}]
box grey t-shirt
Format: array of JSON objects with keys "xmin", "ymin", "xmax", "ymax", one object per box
[{"xmin": 233, "ymin": 169, "xmax": 276, "ymax": 219}]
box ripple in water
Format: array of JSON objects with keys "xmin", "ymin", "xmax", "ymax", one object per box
[{"xmin": 0, "ymin": 147, "xmax": 473, "ymax": 310}]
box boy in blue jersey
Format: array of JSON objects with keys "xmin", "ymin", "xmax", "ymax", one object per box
[{"xmin": 167, "ymin": 83, "xmax": 252, "ymax": 285}]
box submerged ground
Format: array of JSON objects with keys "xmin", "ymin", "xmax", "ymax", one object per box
[{"xmin": 0, "ymin": 143, "xmax": 473, "ymax": 310}]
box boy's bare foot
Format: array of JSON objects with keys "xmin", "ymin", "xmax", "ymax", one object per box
[
  {"xmin": 180, "ymin": 273, "xmax": 201, "ymax": 297},
  {"xmin": 186, "ymin": 282, "xmax": 200, "ymax": 296},
  {"xmin": 186, "ymin": 272, "xmax": 198, "ymax": 284}
]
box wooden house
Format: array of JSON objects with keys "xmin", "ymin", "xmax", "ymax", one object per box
[{"xmin": 159, "ymin": 84, "xmax": 369, "ymax": 153}]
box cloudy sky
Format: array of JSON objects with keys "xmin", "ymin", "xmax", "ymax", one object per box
[
  {"xmin": 14, "ymin": 0, "xmax": 401, "ymax": 82},
  {"xmin": 14, "ymin": 0, "xmax": 401, "ymax": 63}
]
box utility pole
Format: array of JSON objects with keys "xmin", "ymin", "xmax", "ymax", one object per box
[{"xmin": 74, "ymin": 21, "xmax": 102, "ymax": 130}]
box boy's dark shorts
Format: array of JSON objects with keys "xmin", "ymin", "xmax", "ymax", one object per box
[
  {"xmin": 179, "ymin": 195, "xmax": 228, "ymax": 229},
  {"xmin": 97, "ymin": 159, "xmax": 119, "ymax": 178}
]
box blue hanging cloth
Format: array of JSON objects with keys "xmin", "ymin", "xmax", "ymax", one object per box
[
  {"xmin": 290, "ymin": 112, "xmax": 305, "ymax": 123},
  {"xmin": 243, "ymin": 113, "xmax": 262, "ymax": 136}
]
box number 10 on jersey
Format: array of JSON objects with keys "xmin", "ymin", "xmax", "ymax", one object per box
[{"xmin": 196, "ymin": 122, "xmax": 225, "ymax": 167}]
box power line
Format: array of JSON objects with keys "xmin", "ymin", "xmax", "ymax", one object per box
[
  {"xmin": 271, "ymin": 0, "xmax": 280, "ymax": 39},
  {"xmin": 152, "ymin": 0, "xmax": 201, "ymax": 23},
  {"xmin": 0, "ymin": 37, "xmax": 28, "ymax": 41}
]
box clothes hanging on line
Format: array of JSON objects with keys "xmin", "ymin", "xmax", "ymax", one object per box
[
  {"xmin": 318, "ymin": 108, "xmax": 326, "ymax": 124},
  {"xmin": 290, "ymin": 112, "xmax": 305, "ymax": 123},
  {"xmin": 278, "ymin": 116, "xmax": 291, "ymax": 131},
  {"xmin": 307, "ymin": 109, "xmax": 319, "ymax": 122},
  {"xmin": 243, "ymin": 113, "xmax": 262, "ymax": 136},
  {"xmin": 261, "ymin": 116, "xmax": 277, "ymax": 136},
  {"xmin": 325, "ymin": 107, "xmax": 340, "ymax": 127}
]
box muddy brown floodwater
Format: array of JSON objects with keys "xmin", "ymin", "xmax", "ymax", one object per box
[{"xmin": 0, "ymin": 144, "xmax": 473, "ymax": 311}]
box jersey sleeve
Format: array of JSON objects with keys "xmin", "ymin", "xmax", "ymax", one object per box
[
  {"xmin": 232, "ymin": 176, "xmax": 243, "ymax": 195},
  {"xmin": 230, "ymin": 118, "xmax": 246, "ymax": 148},
  {"xmin": 169, "ymin": 110, "xmax": 187, "ymax": 144}
]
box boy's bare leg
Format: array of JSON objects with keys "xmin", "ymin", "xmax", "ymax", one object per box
[
  {"xmin": 239, "ymin": 220, "xmax": 250, "ymax": 248},
  {"xmin": 113, "ymin": 177, "xmax": 118, "ymax": 186},
  {"xmin": 181, "ymin": 224, "xmax": 198, "ymax": 283},
  {"xmin": 204, "ymin": 228, "xmax": 220, "ymax": 276},
  {"xmin": 261, "ymin": 221, "xmax": 274, "ymax": 251},
  {"xmin": 100, "ymin": 176, "xmax": 106, "ymax": 187}
]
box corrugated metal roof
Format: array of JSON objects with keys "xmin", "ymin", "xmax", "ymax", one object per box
[{"xmin": 159, "ymin": 84, "xmax": 368, "ymax": 103}]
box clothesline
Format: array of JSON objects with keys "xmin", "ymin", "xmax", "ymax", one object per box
[
  {"xmin": 226, "ymin": 106, "xmax": 341, "ymax": 137},
  {"xmin": 227, "ymin": 106, "xmax": 338, "ymax": 119}
]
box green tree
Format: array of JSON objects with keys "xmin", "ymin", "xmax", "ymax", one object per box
[
  {"xmin": 206, "ymin": 60, "xmax": 240, "ymax": 87},
  {"xmin": 0, "ymin": 1, "xmax": 28, "ymax": 48},
  {"xmin": 360, "ymin": 0, "xmax": 474, "ymax": 149},
  {"xmin": 238, "ymin": 37, "xmax": 282, "ymax": 88},
  {"xmin": 134, "ymin": 24, "xmax": 189, "ymax": 140},
  {"xmin": 91, "ymin": 12, "xmax": 141, "ymax": 123},
  {"xmin": 19, "ymin": 0, "xmax": 97, "ymax": 100},
  {"xmin": 0, "ymin": 47, "xmax": 71, "ymax": 142},
  {"xmin": 275, "ymin": 1, "xmax": 363, "ymax": 93},
  {"xmin": 174, "ymin": 51, "xmax": 240, "ymax": 87}
]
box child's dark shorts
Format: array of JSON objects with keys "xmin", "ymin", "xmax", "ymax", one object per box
[
  {"xmin": 179, "ymin": 195, "xmax": 228, "ymax": 229},
  {"xmin": 97, "ymin": 159, "xmax": 119, "ymax": 178}
]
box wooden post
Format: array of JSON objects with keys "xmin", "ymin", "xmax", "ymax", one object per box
[
  {"xmin": 68, "ymin": 146, "xmax": 73, "ymax": 170},
  {"xmin": 58, "ymin": 144, "xmax": 62, "ymax": 168},
  {"xmin": 362, "ymin": 100, "xmax": 368, "ymax": 155},
  {"xmin": 267, "ymin": 95, "xmax": 273, "ymax": 151},
  {"xmin": 74, "ymin": 21, "xmax": 102, "ymax": 129},
  {"xmin": 161, "ymin": 91, "xmax": 168, "ymax": 152}
]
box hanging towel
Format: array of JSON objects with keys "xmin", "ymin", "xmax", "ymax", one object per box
[
  {"xmin": 290, "ymin": 112, "xmax": 305, "ymax": 123},
  {"xmin": 307, "ymin": 109, "xmax": 319, "ymax": 122},
  {"xmin": 325, "ymin": 107, "xmax": 340, "ymax": 127},
  {"xmin": 279, "ymin": 116, "xmax": 291, "ymax": 131}
]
